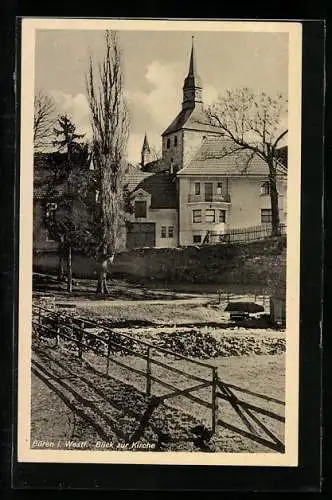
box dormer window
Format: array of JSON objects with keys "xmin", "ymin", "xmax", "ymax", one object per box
[
  {"xmin": 134, "ymin": 200, "xmax": 147, "ymax": 218},
  {"xmin": 174, "ymin": 135, "xmax": 178, "ymax": 147},
  {"xmin": 166, "ymin": 138, "xmax": 171, "ymax": 149}
]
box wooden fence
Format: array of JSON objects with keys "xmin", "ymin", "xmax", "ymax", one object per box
[
  {"xmin": 32, "ymin": 305, "xmax": 219, "ymax": 434},
  {"xmin": 208, "ymin": 224, "xmax": 287, "ymax": 245},
  {"xmin": 32, "ymin": 305, "xmax": 285, "ymax": 451}
]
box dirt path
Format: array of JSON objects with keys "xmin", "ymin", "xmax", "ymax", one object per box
[
  {"xmin": 71, "ymin": 297, "xmax": 213, "ymax": 308},
  {"xmin": 31, "ymin": 340, "xmax": 284, "ymax": 453}
]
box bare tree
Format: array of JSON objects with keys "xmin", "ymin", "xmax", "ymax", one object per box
[
  {"xmin": 34, "ymin": 89, "xmax": 57, "ymax": 150},
  {"xmin": 86, "ymin": 30, "xmax": 129, "ymax": 295},
  {"xmin": 207, "ymin": 88, "xmax": 287, "ymax": 236}
]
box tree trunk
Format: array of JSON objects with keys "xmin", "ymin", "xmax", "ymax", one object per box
[
  {"xmin": 96, "ymin": 253, "xmax": 115, "ymax": 295},
  {"xmin": 67, "ymin": 244, "xmax": 72, "ymax": 293},
  {"xmin": 58, "ymin": 235, "xmax": 65, "ymax": 282},
  {"xmin": 96, "ymin": 268, "xmax": 108, "ymax": 295},
  {"xmin": 269, "ymin": 162, "xmax": 280, "ymax": 237}
]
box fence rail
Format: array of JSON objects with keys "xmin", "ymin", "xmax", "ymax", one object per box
[
  {"xmin": 32, "ymin": 305, "xmax": 218, "ymax": 432},
  {"xmin": 208, "ymin": 224, "xmax": 287, "ymax": 245},
  {"xmin": 31, "ymin": 304, "xmax": 285, "ymax": 451}
]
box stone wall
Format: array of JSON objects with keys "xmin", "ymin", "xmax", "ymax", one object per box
[{"xmin": 34, "ymin": 237, "xmax": 286, "ymax": 291}]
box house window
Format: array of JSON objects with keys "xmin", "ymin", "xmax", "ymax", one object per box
[
  {"xmin": 216, "ymin": 182, "xmax": 223, "ymax": 195},
  {"xmin": 218, "ymin": 210, "xmax": 226, "ymax": 223},
  {"xmin": 193, "ymin": 234, "xmax": 202, "ymax": 243},
  {"xmin": 161, "ymin": 226, "xmax": 167, "ymax": 238},
  {"xmin": 193, "ymin": 209, "xmax": 202, "ymax": 223},
  {"xmin": 204, "ymin": 182, "xmax": 213, "ymax": 202},
  {"xmin": 261, "ymin": 181, "xmax": 270, "ymax": 196},
  {"xmin": 174, "ymin": 136, "xmax": 178, "ymax": 147},
  {"xmin": 134, "ymin": 200, "xmax": 147, "ymax": 218},
  {"xmin": 261, "ymin": 209, "xmax": 272, "ymax": 223},
  {"xmin": 166, "ymin": 138, "xmax": 171, "ymax": 149},
  {"xmin": 205, "ymin": 209, "xmax": 215, "ymax": 223},
  {"xmin": 168, "ymin": 226, "xmax": 174, "ymax": 238},
  {"xmin": 194, "ymin": 182, "xmax": 200, "ymax": 195}
]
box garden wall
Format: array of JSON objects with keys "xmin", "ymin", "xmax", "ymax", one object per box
[{"xmin": 33, "ymin": 237, "xmax": 286, "ymax": 291}]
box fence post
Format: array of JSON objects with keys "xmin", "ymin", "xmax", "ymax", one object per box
[
  {"xmin": 78, "ymin": 330, "xmax": 84, "ymax": 360},
  {"xmin": 146, "ymin": 347, "xmax": 151, "ymax": 399},
  {"xmin": 55, "ymin": 321, "xmax": 60, "ymax": 348},
  {"xmin": 211, "ymin": 367, "xmax": 218, "ymax": 433},
  {"xmin": 106, "ymin": 335, "xmax": 111, "ymax": 375}
]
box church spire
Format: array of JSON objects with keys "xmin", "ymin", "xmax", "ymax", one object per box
[
  {"xmin": 141, "ymin": 132, "xmax": 153, "ymax": 167},
  {"xmin": 182, "ymin": 36, "xmax": 203, "ymax": 110},
  {"xmin": 142, "ymin": 132, "xmax": 150, "ymax": 151},
  {"xmin": 188, "ymin": 36, "xmax": 198, "ymax": 79}
]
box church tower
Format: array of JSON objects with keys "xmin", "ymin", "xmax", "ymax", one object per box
[
  {"xmin": 182, "ymin": 36, "xmax": 203, "ymax": 111},
  {"xmin": 141, "ymin": 132, "xmax": 154, "ymax": 167},
  {"xmin": 161, "ymin": 36, "xmax": 223, "ymax": 176}
]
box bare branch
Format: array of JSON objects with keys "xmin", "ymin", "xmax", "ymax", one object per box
[
  {"xmin": 34, "ymin": 89, "xmax": 57, "ymax": 151},
  {"xmin": 86, "ymin": 29, "xmax": 130, "ymax": 272}
]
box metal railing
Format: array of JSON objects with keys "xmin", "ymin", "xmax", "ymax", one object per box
[
  {"xmin": 188, "ymin": 193, "xmax": 231, "ymax": 203},
  {"xmin": 208, "ymin": 223, "xmax": 287, "ymax": 244}
]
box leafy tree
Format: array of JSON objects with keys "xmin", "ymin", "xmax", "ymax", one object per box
[
  {"xmin": 207, "ymin": 88, "xmax": 287, "ymax": 236},
  {"xmin": 45, "ymin": 115, "xmax": 90, "ymax": 290},
  {"xmin": 86, "ymin": 30, "xmax": 129, "ymax": 295}
]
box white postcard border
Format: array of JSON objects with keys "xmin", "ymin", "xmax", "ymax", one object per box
[{"xmin": 17, "ymin": 18, "xmax": 302, "ymax": 466}]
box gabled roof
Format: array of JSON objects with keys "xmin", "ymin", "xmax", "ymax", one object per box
[
  {"xmin": 125, "ymin": 165, "xmax": 177, "ymax": 210},
  {"xmin": 162, "ymin": 107, "xmax": 224, "ymax": 137},
  {"xmin": 141, "ymin": 158, "xmax": 168, "ymax": 173},
  {"xmin": 123, "ymin": 163, "xmax": 154, "ymax": 192},
  {"xmin": 177, "ymin": 137, "xmax": 287, "ymax": 177}
]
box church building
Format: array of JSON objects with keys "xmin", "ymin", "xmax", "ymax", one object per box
[{"xmin": 125, "ymin": 38, "xmax": 287, "ymax": 248}]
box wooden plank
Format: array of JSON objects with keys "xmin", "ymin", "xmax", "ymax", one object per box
[
  {"xmin": 148, "ymin": 356, "xmax": 210, "ymax": 384},
  {"xmin": 106, "ymin": 355, "xmax": 147, "ymax": 379},
  {"xmin": 223, "ymin": 382, "xmax": 285, "ymax": 406},
  {"xmin": 243, "ymin": 405, "xmax": 285, "ymax": 448},
  {"xmin": 150, "ymin": 375, "xmax": 212, "ymax": 409},
  {"xmin": 216, "ymin": 392, "xmax": 285, "ymax": 422},
  {"xmin": 146, "ymin": 347, "xmax": 151, "ymax": 398},
  {"xmin": 211, "ymin": 368, "xmax": 218, "ymax": 433},
  {"xmin": 217, "ymin": 419, "xmax": 284, "ymax": 453},
  {"xmin": 128, "ymin": 397, "xmax": 160, "ymax": 444},
  {"xmin": 159, "ymin": 381, "xmax": 211, "ymax": 401}
]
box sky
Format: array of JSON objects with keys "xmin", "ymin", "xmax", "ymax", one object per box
[{"xmin": 35, "ymin": 29, "xmax": 289, "ymax": 164}]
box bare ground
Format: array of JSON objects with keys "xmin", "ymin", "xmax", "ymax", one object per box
[{"xmin": 31, "ymin": 339, "xmax": 284, "ymax": 453}]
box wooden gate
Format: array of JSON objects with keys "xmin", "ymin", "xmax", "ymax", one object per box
[{"xmin": 127, "ymin": 222, "xmax": 156, "ymax": 249}]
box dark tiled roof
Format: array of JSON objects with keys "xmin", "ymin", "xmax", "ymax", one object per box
[
  {"xmin": 178, "ymin": 137, "xmax": 287, "ymax": 177},
  {"xmin": 141, "ymin": 158, "xmax": 168, "ymax": 173},
  {"xmin": 123, "ymin": 164, "xmax": 154, "ymax": 192},
  {"xmin": 162, "ymin": 106, "xmax": 224, "ymax": 136},
  {"xmin": 135, "ymin": 172, "xmax": 178, "ymax": 209},
  {"xmin": 125, "ymin": 166, "xmax": 177, "ymax": 209}
]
